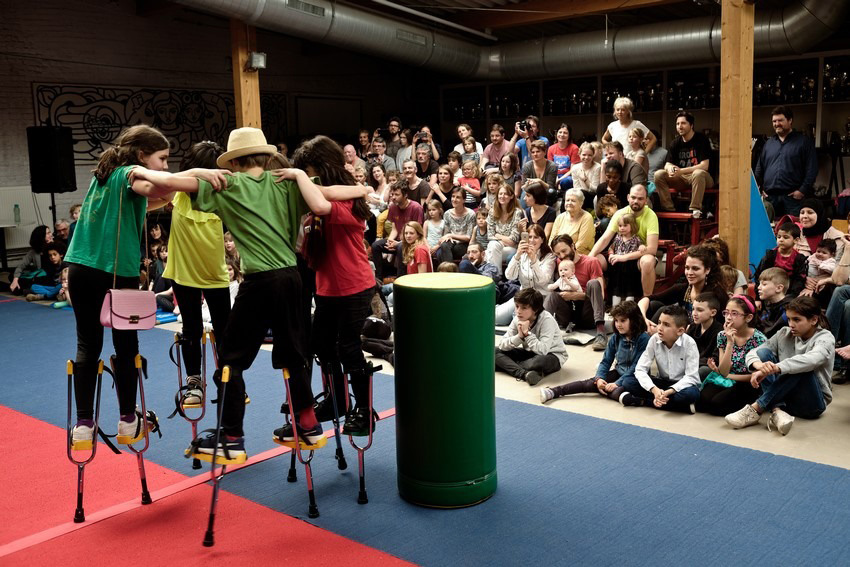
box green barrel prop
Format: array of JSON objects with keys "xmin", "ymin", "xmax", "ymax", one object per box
[{"xmin": 392, "ymin": 272, "xmax": 497, "ymax": 507}]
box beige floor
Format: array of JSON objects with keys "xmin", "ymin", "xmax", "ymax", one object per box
[
  {"xmin": 20, "ymin": 296, "xmax": 850, "ymax": 471},
  {"xmin": 370, "ymin": 336, "xmax": 850, "ymax": 472}
]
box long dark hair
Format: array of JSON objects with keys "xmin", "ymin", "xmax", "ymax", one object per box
[
  {"xmin": 527, "ymin": 224, "xmax": 551, "ymax": 257},
  {"xmin": 292, "ymin": 135, "xmax": 370, "ymax": 221},
  {"xmin": 93, "ymin": 125, "xmax": 170, "ymax": 183},
  {"xmin": 687, "ymin": 244, "xmax": 723, "ymax": 292},
  {"xmin": 29, "ymin": 225, "xmax": 50, "ymax": 253},
  {"xmin": 180, "ymin": 140, "xmax": 224, "ymax": 171}
]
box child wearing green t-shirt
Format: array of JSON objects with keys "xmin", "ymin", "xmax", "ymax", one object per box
[{"xmin": 131, "ymin": 128, "xmax": 366, "ymax": 462}]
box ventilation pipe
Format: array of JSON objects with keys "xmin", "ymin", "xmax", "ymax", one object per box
[{"xmin": 173, "ymin": 0, "xmax": 848, "ymax": 80}]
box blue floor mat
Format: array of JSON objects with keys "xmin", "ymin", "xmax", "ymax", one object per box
[{"xmin": 5, "ymin": 299, "xmax": 850, "ymax": 565}]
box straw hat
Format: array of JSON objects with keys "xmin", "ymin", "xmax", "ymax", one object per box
[{"xmin": 217, "ymin": 127, "xmax": 276, "ymax": 167}]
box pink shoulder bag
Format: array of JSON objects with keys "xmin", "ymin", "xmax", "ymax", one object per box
[{"xmin": 100, "ymin": 183, "xmax": 156, "ymax": 330}]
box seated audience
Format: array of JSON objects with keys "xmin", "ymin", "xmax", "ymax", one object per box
[
  {"xmin": 547, "ymin": 123, "xmax": 580, "ymax": 193},
  {"xmin": 653, "ymin": 111, "xmax": 714, "ymax": 218},
  {"xmin": 482, "ymin": 124, "xmax": 510, "ymax": 175},
  {"xmin": 486, "ymin": 185, "xmax": 525, "ymax": 276},
  {"xmin": 795, "ymin": 198, "xmax": 844, "ymax": 258},
  {"xmin": 458, "ymin": 160, "xmax": 482, "ymax": 207},
  {"xmin": 757, "ymin": 268, "xmax": 791, "ymax": 338},
  {"xmin": 459, "ymin": 242, "xmax": 499, "ymax": 282},
  {"xmin": 9, "ymin": 225, "xmax": 54, "ymax": 295},
  {"xmin": 624, "ymin": 127, "xmax": 648, "ymax": 175},
  {"xmin": 571, "ymin": 142, "xmax": 602, "ymax": 197},
  {"xmin": 549, "ymin": 188, "xmax": 595, "ymax": 254},
  {"xmin": 495, "ymin": 225, "xmax": 556, "ymax": 326},
  {"xmin": 540, "ymin": 301, "xmax": 650, "ymax": 404},
  {"xmin": 726, "ymin": 297, "xmax": 833, "ymax": 435},
  {"xmin": 401, "ymin": 221, "xmax": 432, "ymax": 274},
  {"xmin": 545, "ymin": 234, "xmax": 607, "ymax": 350},
  {"xmin": 439, "ymin": 187, "xmax": 476, "ymax": 264},
  {"xmin": 698, "ymin": 295, "xmax": 767, "ymax": 416},
  {"xmin": 521, "ymin": 140, "xmax": 558, "ymax": 205},
  {"xmin": 687, "ymin": 292, "xmax": 723, "ymax": 374},
  {"xmin": 753, "ymin": 222, "xmax": 807, "ymax": 299},
  {"xmin": 500, "ymin": 152, "xmax": 522, "ymax": 199},
  {"xmin": 606, "ymin": 212, "xmax": 645, "ymax": 306},
  {"xmin": 619, "ymin": 305, "xmax": 700, "ymax": 413},
  {"xmin": 639, "ymin": 244, "xmax": 728, "ymax": 328},
  {"xmin": 589, "ymin": 185, "xmax": 658, "ymax": 296},
  {"xmin": 371, "ymin": 182, "xmax": 424, "ymax": 281},
  {"xmin": 428, "ymin": 165, "xmax": 456, "ymax": 211},
  {"xmin": 495, "ymin": 288, "xmax": 566, "ymax": 386},
  {"xmin": 602, "ymin": 141, "xmax": 647, "ymax": 188},
  {"xmin": 521, "ymin": 181, "xmax": 557, "ymax": 240}
]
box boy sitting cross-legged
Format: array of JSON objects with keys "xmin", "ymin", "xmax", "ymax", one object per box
[
  {"xmin": 619, "ymin": 304, "xmax": 701, "ymax": 413},
  {"xmin": 495, "ymin": 288, "xmax": 567, "ymax": 386}
]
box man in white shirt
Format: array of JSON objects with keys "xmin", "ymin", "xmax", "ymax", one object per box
[{"xmin": 618, "ymin": 305, "xmax": 700, "ymax": 413}]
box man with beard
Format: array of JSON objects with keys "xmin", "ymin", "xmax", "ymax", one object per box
[{"xmin": 589, "ymin": 184, "xmax": 659, "ymax": 297}]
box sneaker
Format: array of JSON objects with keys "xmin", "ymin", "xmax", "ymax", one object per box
[
  {"xmin": 342, "ymin": 407, "xmax": 375, "ymax": 436},
  {"xmin": 832, "ymin": 368, "xmax": 847, "ymax": 385},
  {"xmin": 71, "ymin": 423, "xmax": 94, "ymax": 450},
  {"xmin": 725, "ymin": 404, "xmax": 761, "ymax": 429},
  {"xmin": 25, "ymin": 293, "xmax": 45, "ymax": 302},
  {"xmin": 192, "ymin": 433, "xmax": 246, "ymax": 464},
  {"xmin": 592, "ymin": 333, "xmax": 607, "ymax": 351},
  {"xmin": 116, "ymin": 412, "xmax": 154, "ymax": 444},
  {"xmin": 688, "ymin": 403, "xmax": 696, "ymax": 415},
  {"xmin": 273, "ymin": 422, "xmax": 325, "ymax": 446},
  {"xmin": 540, "ymin": 387, "xmax": 555, "ymax": 404},
  {"xmin": 691, "ymin": 210, "xmax": 702, "ymax": 219},
  {"xmin": 619, "ymin": 391, "xmax": 644, "ymax": 407},
  {"xmin": 767, "ymin": 408, "xmax": 795, "ymax": 435},
  {"xmin": 182, "ymin": 375, "xmax": 204, "ymax": 407},
  {"xmin": 524, "ymin": 370, "xmax": 543, "ymax": 386}
]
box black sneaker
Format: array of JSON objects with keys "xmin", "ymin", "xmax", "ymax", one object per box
[
  {"xmin": 273, "ymin": 422, "xmax": 325, "ymax": 446},
  {"xmin": 342, "ymin": 407, "xmax": 376, "ymax": 436},
  {"xmin": 524, "ymin": 371, "xmax": 543, "ymax": 386},
  {"xmin": 191, "ymin": 433, "xmax": 246, "ymax": 465},
  {"xmin": 619, "ymin": 392, "xmax": 645, "ymax": 407}
]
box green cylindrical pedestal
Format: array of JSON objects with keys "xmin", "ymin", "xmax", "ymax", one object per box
[{"xmin": 393, "ymin": 272, "xmax": 497, "ymax": 508}]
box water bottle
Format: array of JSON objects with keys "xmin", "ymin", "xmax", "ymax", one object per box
[{"xmin": 13, "ymin": 204, "xmax": 20, "ymax": 224}]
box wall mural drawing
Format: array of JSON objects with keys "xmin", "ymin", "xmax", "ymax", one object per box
[{"xmin": 33, "ymin": 84, "xmax": 287, "ymax": 163}]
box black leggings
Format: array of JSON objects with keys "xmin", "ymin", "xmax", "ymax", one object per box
[
  {"xmin": 551, "ymin": 369, "xmax": 624, "ymax": 401},
  {"xmin": 172, "ymin": 282, "xmax": 232, "ymax": 376},
  {"xmin": 312, "ymin": 287, "xmax": 375, "ymax": 408},
  {"xmin": 67, "ymin": 263, "xmax": 140, "ymax": 420}
]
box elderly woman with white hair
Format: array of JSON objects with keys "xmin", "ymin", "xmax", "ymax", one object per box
[
  {"xmin": 601, "ymin": 97, "xmax": 657, "ymax": 153},
  {"xmin": 548, "ymin": 188, "xmax": 595, "ymax": 254}
]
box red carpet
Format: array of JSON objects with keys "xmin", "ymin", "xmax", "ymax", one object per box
[{"xmin": 0, "ymin": 406, "xmax": 411, "ymax": 566}]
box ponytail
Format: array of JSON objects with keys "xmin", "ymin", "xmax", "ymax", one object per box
[{"xmin": 92, "ymin": 125, "xmax": 169, "ymax": 183}]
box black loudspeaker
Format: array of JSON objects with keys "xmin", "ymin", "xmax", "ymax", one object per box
[{"xmin": 27, "ymin": 126, "xmax": 77, "ymax": 193}]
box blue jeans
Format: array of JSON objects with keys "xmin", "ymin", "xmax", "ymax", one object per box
[
  {"xmin": 557, "ymin": 175, "xmax": 574, "ymax": 191},
  {"xmin": 31, "ymin": 283, "xmax": 62, "ymax": 299},
  {"xmin": 619, "ymin": 374, "xmax": 700, "ymax": 412},
  {"xmin": 766, "ymin": 193, "xmax": 803, "ymax": 218},
  {"xmin": 754, "ymin": 348, "xmax": 826, "ymax": 419},
  {"xmin": 826, "ymin": 285, "xmax": 850, "ymax": 367}
]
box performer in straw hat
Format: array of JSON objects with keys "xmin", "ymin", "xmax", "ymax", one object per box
[{"xmin": 130, "ymin": 127, "xmax": 369, "ymax": 461}]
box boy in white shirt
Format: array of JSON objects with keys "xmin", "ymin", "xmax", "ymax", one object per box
[
  {"xmin": 496, "ymin": 288, "xmax": 567, "ymax": 386},
  {"xmin": 619, "ymin": 304, "xmax": 700, "ymax": 413}
]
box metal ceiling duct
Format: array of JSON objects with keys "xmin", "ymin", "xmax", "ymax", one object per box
[{"xmin": 173, "ymin": 0, "xmax": 847, "ymax": 80}]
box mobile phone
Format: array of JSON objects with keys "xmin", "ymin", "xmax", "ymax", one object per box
[{"xmin": 520, "ymin": 231, "xmax": 529, "ymax": 242}]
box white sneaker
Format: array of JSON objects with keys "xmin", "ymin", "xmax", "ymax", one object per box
[
  {"xmin": 767, "ymin": 408, "xmax": 795, "ymax": 435},
  {"xmin": 71, "ymin": 423, "xmax": 94, "ymax": 450},
  {"xmin": 725, "ymin": 404, "xmax": 761, "ymax": 429},
  {"xmin": 540, "ymin": 387, "xmax": 555, "ymax": 404},
  {"xmin": 182, "ymin": 375, "xmax": 204, "ymax": 407},
  {"xmin": 116, "ymin": 413, "xmax": 151, "ymax": 444},
  {"xmin": 691, "ymin": 210, "xmax": 703, "ymax": 219}
]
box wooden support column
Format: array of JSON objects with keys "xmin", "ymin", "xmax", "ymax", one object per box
[
  {"xmin": 718, "ymin": 0, "xmax": 754, "ymax": 271},
  {"xmin": 230, "ymin": 19, "xmax": 262, "ymax": 128}
]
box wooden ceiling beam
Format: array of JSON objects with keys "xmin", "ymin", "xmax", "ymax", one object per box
[{"xmin": 453, "ymin": 0, "xmax": 683, "ymax": 30}]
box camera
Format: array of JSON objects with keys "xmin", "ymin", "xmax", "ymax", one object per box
[
  {"xmin": 518, "ymin": 120, "xmax": 528, "ymax": 132},
  {"xmin": 415, "ymin": 132, "xmax": 428, "ymax": 143},
  {"xmin": 366, "ymin": 153, "xmax": 379, "ymax": 160}
]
